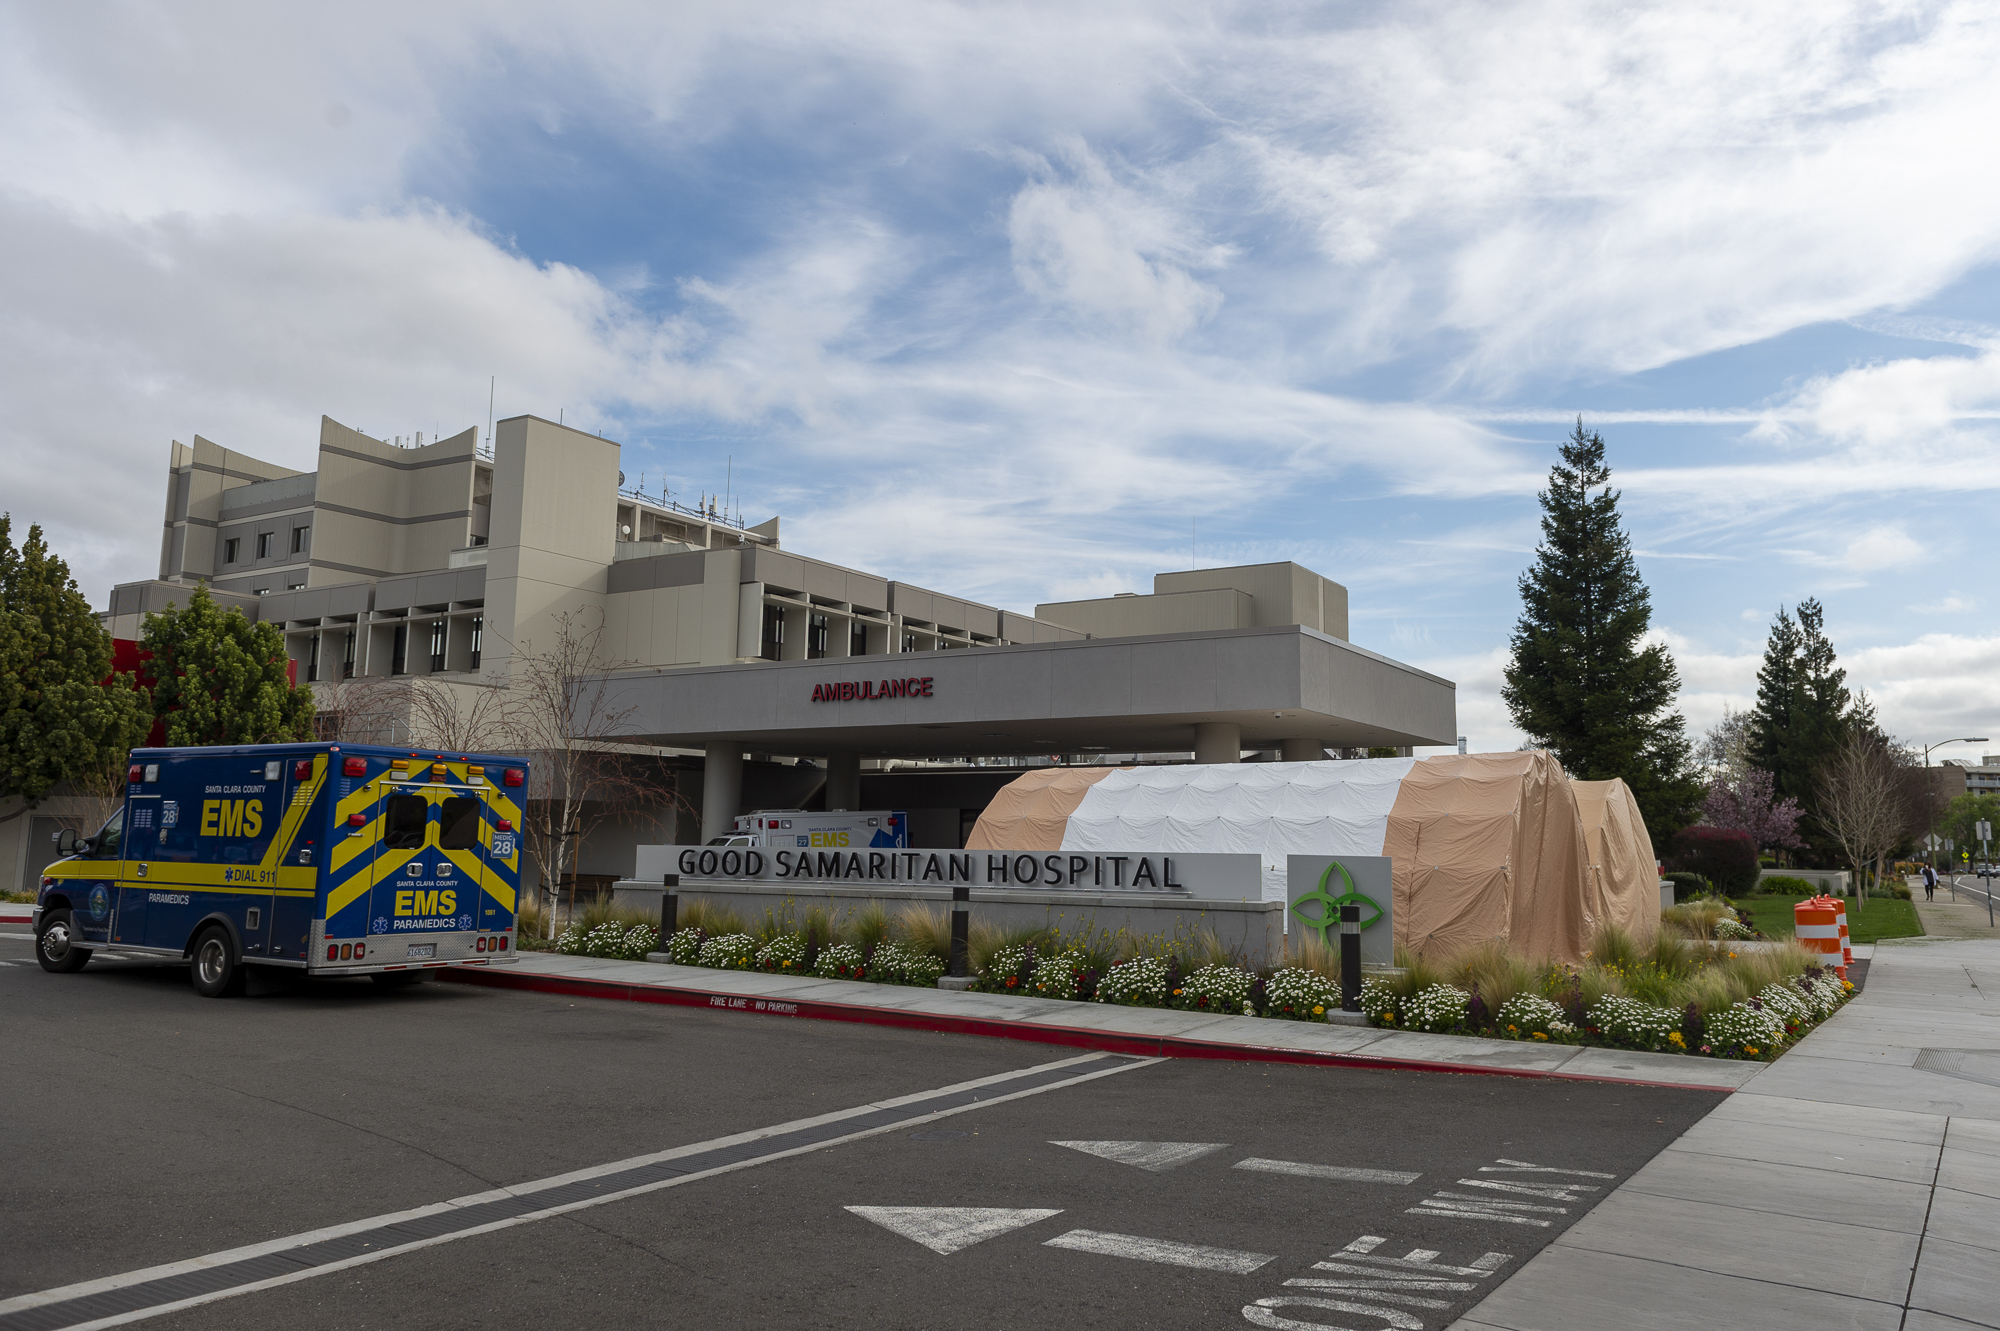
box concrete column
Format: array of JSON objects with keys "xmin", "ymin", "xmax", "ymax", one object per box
[
  {"xmin": 736, "ymin": 582, "xmax": 764, "ymax": 660},
  {"xmin": 1193, "ymin": 722, "xmax": 1242, "ymax": 765},
  {"xmin": 826, "ymin": 751, "xmax": 860, "ymax": 811},
  {"xmin": 700, "ymin": 742, "xmax": 744, "ymax": 843},
  {"xmin": 1280, "ymin": 738, "xmax": 1326, "ymax": 763}
]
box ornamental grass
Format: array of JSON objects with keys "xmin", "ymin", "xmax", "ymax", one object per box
[{"xmin": 633, "ymin": 894, "xmax": 1853, "ymax": 1062}]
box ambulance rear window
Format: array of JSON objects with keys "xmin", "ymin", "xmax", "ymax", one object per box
[
  {"xmin": 438, "ymin": 797, "xmax": 481, "ymax": 850},
  {"xmin": 383, "ymin": 795, "xmax": 428, "ymax": 850}
]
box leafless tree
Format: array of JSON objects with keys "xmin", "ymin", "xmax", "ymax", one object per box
[
  {"xmin": 309, "ymin": 673, "xmax": 408, "ymax": 745},
  {"xmin": 54, "ymin": 748, "xmax": 131, "ymax": 840},
  {"xmin": 1817, "ymin": 723, "xmax": 1917, "ymax": 901},
  {"xmin": 502, "ymin": 608, "xmax": 685, "ymax": 935},
  {"xmin": 396, "ymin": 675, "xmax": 510, "ymax": 754}
]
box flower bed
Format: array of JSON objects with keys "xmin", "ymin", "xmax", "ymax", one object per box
[{"xmin": 635, "ymin": 912, "xmax": 1853, "ymax": 1062}]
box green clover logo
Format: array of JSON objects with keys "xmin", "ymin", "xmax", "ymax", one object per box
[{"xmin": 1289, "ymin": 859, "xmax": 1383, "ymax": 944}]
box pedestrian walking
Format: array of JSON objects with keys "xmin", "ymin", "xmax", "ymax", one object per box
[{"xmin": 1923, "ymin": 863, "xmax": 1937, "ymax": 901}]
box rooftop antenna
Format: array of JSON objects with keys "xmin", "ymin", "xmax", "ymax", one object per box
[
  {"xmin": 485, "ymin": 376, "xmax": 494, "ymax": 446},
  {"xmin": 558, "ymin": 408, "xmax": 564, "ymax": 426},
  {"xmin": 726, "ymin": 455, "xmax": 732, "ymax": 523}
]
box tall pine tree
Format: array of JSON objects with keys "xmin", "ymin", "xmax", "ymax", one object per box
[
  {"xmin": 1502, "ymin": 421, "xmax": 1703, "ymax": 836},
  {"xmin": 0, "ymin": 516, "xmax": 152, "ymax": 807},
  {"xmin": 1747, "ymin": 596, "xmax": 1858, "ymax": 862}
]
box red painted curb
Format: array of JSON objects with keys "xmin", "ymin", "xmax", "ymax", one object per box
[{"xmin": 442, "ymin": 965, "xmax": 1741, "ymax": 1094}]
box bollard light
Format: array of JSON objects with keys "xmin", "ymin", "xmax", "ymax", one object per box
[
  {"xmin": 950, "ymin": 884, "xmax": 970, "ymax": 978},
  {"xmin": 1339, "ymin": 903, "xmax": 1362, "ymax": 1012},
  {"xmin": 661, "ymin": 873, "xmax": 679, "ymax": 944}
]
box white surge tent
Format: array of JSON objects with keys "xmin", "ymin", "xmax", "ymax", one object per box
[{"xmin": 966, "ymin": 752, "xmax": 1658, "ymax": 963}]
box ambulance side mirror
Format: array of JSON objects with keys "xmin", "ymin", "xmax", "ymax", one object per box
[{"xmin": 55, "ymin": 828, "xmax": 81, "ymax": 856}]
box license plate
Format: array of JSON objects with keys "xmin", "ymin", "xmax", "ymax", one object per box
[{"xmin": 406, "ymin": 943, "xmax": 436, "ymax": 959}]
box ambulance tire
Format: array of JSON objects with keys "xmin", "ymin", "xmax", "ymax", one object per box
[
  {"xmin": 190, "ymin": 926, "xmax": 246, "ymax": 998},
  {"xmin": 371, "ymin": 971, "xmax": 426, "ymax": 990},
  {"xmin": 35, "ymin": 908, "xmax": 92, "ymax": 973}
]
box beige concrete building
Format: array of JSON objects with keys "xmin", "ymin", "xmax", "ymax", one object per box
[{"xmin": 28, "ymin": 411, "xmax": 1457, "ymax": 899}]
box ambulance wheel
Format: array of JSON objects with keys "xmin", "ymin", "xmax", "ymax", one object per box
[
  {"xmin": 35, "ymin": 909, "xmax": 92, "ymax": 973},
  {"xmin": 371, "ymin": 971, "xmax": 426, "ymax": 989},
  {"xmin": 190, "ymin": 927, "xmax": 245, "ymax": 998}
]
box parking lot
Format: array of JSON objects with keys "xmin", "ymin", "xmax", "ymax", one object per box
[{"xmin": 2, "ymin": 934, "xmax": 1724, "ymax": 1330}]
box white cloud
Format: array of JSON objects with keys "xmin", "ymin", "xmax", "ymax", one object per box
[
  {"xmin": 1843, "ymin": 524, "xmax": 1925, "ymax": 572},
  {"xmin": 1008, "ymin": 141, "xmax": 1228, "ymax": 342}
]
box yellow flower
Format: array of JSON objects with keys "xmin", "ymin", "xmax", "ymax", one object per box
[
  {"xmin": 1312, "ymin": 1004, "xmax": 1325, "ymax": 1015},
  {"xmin": 1744, "ymin": 1046, "xmax": 1759, "ymax": 1055},
  {"xmin": 1668, "ymin": 1032, "xmax": 1685, "ymax": 1047},
  {"xmin": 1532, "ymin": 1031, "xmax": 1548, "ymax": 1040}
]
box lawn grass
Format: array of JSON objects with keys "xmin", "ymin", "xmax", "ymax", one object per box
[{"xmin": 1730, "ymin": 892, "xmax": 1924, "ymax": 944}]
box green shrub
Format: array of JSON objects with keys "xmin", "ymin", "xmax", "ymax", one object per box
[
  {"xmin": 1665, "ymin": 871, "xmax": 1713, "ymax": 902},
  {"xmin": 663, "ymin": 928, "xmax": 703, "ymax": 964},
  {"xmin": 696, "ymin": 932, "xmax": 758, "ymax": 969},
  {"xmin": 1402, "ymin": 983, "xmax": 1471, "ymax": 1033},
  {"xmin": 1094, "ymin": 957, "xmax": 1170, "ymax": 1007},
  {"xmin": 1760, "ymin": 875, "xmax": 1816, "ymax": 895},
  {"xmin": 754, "ymin": 934, "xmax": 809, "ymax": 974},
  {"xmin": 864, "ymin": 940, "xmax": 945, "ymax": 987},
  {"xmin": 1264, "ymin": 967, "xmax": 1339, "ymax": 1021},
  {"xmin": 1496, "ymin": 993, "xmax": 1575, "ymax": 1041},
  {"xmin": 1586, "ymin": 995, "xmax": 1684, "ymax": 1052},
  {"xmin": 1175, "ymin": 964, "xmax": 1254, "ymax": 1015},
  {"xmin": 812, "ymin": 942, "xmax": 865, "ymax": 980}
]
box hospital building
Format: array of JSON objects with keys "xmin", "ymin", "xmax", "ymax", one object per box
[{"xmin": 60, "ymin": 413, "xmax": 1458, "ymax": 893}]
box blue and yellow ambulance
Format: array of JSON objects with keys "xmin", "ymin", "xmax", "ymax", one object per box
[{"xmin": 33, "ymin": 742, "xmax": 530, "ymax": 996}]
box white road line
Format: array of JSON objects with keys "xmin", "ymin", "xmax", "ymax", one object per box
[
  {"xmin": 1049, "ymin": 1140, "xmax": 1228, "ymax": 1171},
  {"xmin": 845, "ymin": 1206, "xmax": 1064, "ymax": 1254},
  {"xmin": 1043, "ymin": 1228, "xmax": 1276, "ymax": 1274},
  {"xmin": 1480, "ymin": 1158, "xmax": 1615, "ymax": 1178},
  {"xmin": 1233, "ymin": 1158, "xmax": 1421, "ymax": 1185},
  {"xmin": 0, "ymin": 1052, "xmax": 1160, "ymax": 1330},
  {"xmin": 0, "ymin": 931, "xmax": 37, "ymax": 940}
]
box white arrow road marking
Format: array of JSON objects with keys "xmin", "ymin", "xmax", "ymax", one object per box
[
  {"xmin": 1243, "ymin": 1235, "xmax": 1512, "ymax": 1328},
  {"xmin": 1407, "ymin": 1191, "xmax": 1568, "ymax": 1226},
  {"xmin": 1048, "ymin": 1140, "xmax": 1229, "ymax": 1171},
  {"xmin": 1043, "ymin": 1229, "xmax": 1276, "ymax": 1273},
  {"xmin": 844, "ymin": 1207, "xmax": 1064, "ymax": 1254},
  {"xmin": 1450, "ymin": 1176, "xmax": 1600, "ymax": 1202},
  {"xmin": 1233, "ymin": 1158, "xmax": 1421, "ymax": 1185},
  {"xmin": 1480, "ymin": 1158, "xmax": 1615, "ymax": 1178},
  {"xmin": 1245, "ymin": 1296, "xmax": 1425, "ymax": 1329}
]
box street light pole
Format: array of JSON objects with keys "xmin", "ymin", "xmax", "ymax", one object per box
[{"xmin": 1921, "ymin": 737, "xmax": 1989, "ymax": 879}]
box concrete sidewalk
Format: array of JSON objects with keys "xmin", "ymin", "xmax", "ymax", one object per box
[
  {"xmin": 1449, "ymin": 934, "xmax": 2000, "ymax": 1331},
  {"xmin": 443, "ymin": 950, "xmax": 1760, "ymax": 1091}
]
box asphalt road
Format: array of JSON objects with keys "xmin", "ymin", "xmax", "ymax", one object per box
[{"xmin": 2, "ymin": 933, "xmax": 1725, "ymax": 1331}]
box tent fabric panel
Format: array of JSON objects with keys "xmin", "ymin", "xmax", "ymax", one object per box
[
  {"xmin": 1573, "ymin": 778, "xmax": 1660, "ymax": 946},
  {"xmin": 1061, "ymin": 759, "xmax": 1414, "ymax": 901},
  {"xmin": 964, "ymin": 766, "xmax": 1120, "ymax": 852}
]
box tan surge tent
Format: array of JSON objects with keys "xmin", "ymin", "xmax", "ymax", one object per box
[
  {"xmin": 967, "ymin": 751, "xmax": 1658, "ymax": 963},
  {"xmin": 1571, "ymin": 778, "xmax": 1661, "ymax": 945}
]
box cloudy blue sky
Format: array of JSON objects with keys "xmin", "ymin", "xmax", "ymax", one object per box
[{"xmin": 6, "ymin": 1, "xmax": 2000, "ymax": 757}]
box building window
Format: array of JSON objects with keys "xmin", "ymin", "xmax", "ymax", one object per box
[
  {"xmin": 223, "ymin": 538, "xmax": 240, "ymax": 563},
  {"xmin": 392, "ymin": 624, "xmax": 408, "ymax": 675},
  {"xmin": 761, "ymin": 604, "xmax": 785, "ymax": 661},
  {"xmin": 291, "ymin": 525, "xmax": 309, "ymax": 554},
  {"xmin": 471, "ymin": 534, "xmax": 487, "ymax": 547},
  {"xmin": 256, "ymin": 532, "xmax": 274, "ymax": 559},
  {"xmin": 287, "ymin": 581, "xmax": 305, "ymax": 590},
  {"xmin": 429, "ymin": 620, "xmax": 446, "ymax": 672},
  {"xmin": 807, "ymin": 613, "xmax": 829, "ymax": 659},
  {"xmin": 850, "ymin": 621, "xmax": 868, "ymax": 656},
  {"xmin": 342, "ymin": 630, "xmax": 356, "ymax": 680},
  {"xmin": 251, "ymin": 587, "xmax": 270, "ymax": 596},
  {"xmin": 469, "ymin": 616, "xmax": 482, "ymax": 670},
  {"xmin": 306, "ymin": 634, "xmax": 321, "ymax": 684},
  {"xmin": 902, "ymin": 630, "xmax": 916, "ymax": 653}
]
